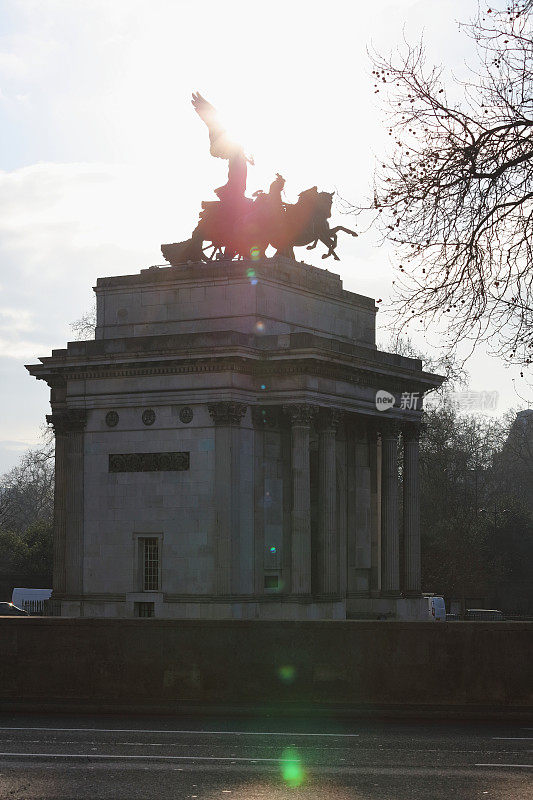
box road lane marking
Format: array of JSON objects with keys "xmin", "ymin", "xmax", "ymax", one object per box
[
  {"xmin": 476, "ymin": 763, "xmax": 533, "ymax": 768},
  {"xmin": 0, "ymin": 728, "xmax": 359, "ymax": 738},
  {"xmin": 0, "ymin": 752, "xmax": 283, "ymax": 762}
]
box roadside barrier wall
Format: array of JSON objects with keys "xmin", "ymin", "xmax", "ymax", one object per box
[{"xmin": 1, "ymin": 619, "xmax": 531, "ymax": 712}]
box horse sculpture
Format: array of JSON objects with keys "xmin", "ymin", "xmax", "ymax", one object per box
[
  {"xmin": 161, "ymin": 178, "xmax": 358, "ymax": 266},
  {"xmin": 161, "ymin": 93, "xmax": 358, "ymax": 266}
]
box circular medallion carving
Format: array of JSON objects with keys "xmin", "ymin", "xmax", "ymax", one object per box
[
  {"xmin": 105, "ymin": 411, "xmax": 119, "ymax": 427},
  {"xmin": 179, "ymin": 406, "xmax": 193, "ymax": 424},
  {"xmin": 142, "ymin": 408, "xmax": 156, "ymax": 426}
]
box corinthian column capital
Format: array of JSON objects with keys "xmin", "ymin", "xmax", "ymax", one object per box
[
  {"xmin": 318, "ymin": 408, "xmax": 343, "ymax": 432},
  {"xmin": 283, "ymin": 404, "xmax": 317, "ymax": 426},
  {"xmin": 46, "ymin": 409, "xmax": 87, "ymax": 435},
  {"xmin": 402, "ymin": 421, "xmax": 423, "ymax": 441},
  {"xmin": 208, "ymin": 401, "xmax": 247, "ymax": 426},
  {"xmin": 379, "ymin": 419, "xmax": 400, "ymax": 440}
]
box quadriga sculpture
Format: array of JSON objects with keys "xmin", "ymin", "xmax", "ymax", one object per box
[{"xmin": 161, "ymin": 94, "xmax": 357, "ymax": 265}]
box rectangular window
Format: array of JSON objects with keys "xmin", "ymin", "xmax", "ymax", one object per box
[
  {"xmin": 264, "ymin": 574, "xmax": 279, "ymax": 590},
  {"xmin": 135, "ymin": 601, "xmax": 154, "ymax": 618},
  {"xmin": 143, "ymin": 538, "xmax": 159, "ymax": 591}
]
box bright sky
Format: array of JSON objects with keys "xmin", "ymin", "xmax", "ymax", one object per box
[{"xmin": 0, "ymin": 0, "xmax": 528, "ymax": 473}]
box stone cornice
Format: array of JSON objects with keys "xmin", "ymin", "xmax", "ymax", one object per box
[
  {"xmin": 28, "ymin": 354, "xmax": 440, "ymax": 396},
  {"xmin": 26, "ymin": 329, "xmax": 442, "ymax": 387}
]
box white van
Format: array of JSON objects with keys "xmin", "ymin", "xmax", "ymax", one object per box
[
  {"xmin": 11, "ymin": 588, "xmax": 52, "ymax": 615},
  {"xmin": 423, "ymin": 595, "xmax": 446, "ymax": 621}
]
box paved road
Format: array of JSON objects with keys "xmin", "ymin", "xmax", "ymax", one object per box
[{"xmin": 0, "ymin": 713, "xmax": 531, "ymax": 799}]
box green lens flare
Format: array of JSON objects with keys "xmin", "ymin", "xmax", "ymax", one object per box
[
  {"xmin": 246, "ymin": 268, "xmax": 256, "ymax": 277},
  {"xmin": 278, "ymin": 664, "xmax": 296, "ymax": 683},
  {"xmin": 250, "ymin": 246, "xmax": 260, "ymax": 260},
  {"xmin": 281, "ymin": 747, "xmax": 305, "ymax": 787}
]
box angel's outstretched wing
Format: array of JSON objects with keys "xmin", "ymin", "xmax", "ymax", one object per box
[{"xmin": 191, "ymin": 92, "xmax": 238, "ymax": 160}]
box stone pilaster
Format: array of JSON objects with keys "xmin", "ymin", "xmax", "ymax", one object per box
[
  {"xmin": 208, "ymin": 401, "xmax": 247, "ymax": 594},
  {"xmin": 317, "ymin": 409, "xmax": 342, "ymax": 595},
  {"xmin": 46, "ymin": 409, "xmax": 87, "ymax": 598},
  {"xmin": 380, "ymin": 420, "xmax": 400, "ymax": 596},
  {"xmin": 403, "ymin": 422, "xmax": 422, "ymax": 596},
  {"xmin": 283, "ymin": 404, "xmax": 317, "ymax": 595}
]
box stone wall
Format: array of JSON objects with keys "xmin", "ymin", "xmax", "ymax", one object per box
[
  {"xmin": 83, "ymin": 403, "xmax": 219, "ymax": 605},
  {"xmin": 1, "ymin": 619, "xmax": 531, "ymax": 712}
]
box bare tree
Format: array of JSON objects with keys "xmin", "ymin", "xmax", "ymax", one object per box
[
  {"xmin": 70, "ymin": 300, "xmax": 96, "ymax": 341},
  {"xmin": 353, "ymin": 2, "xmax": 532, "ymax": 367},
  {"xmin": 0, "ymin": 437, "xmax": 54, "ymax": 532}
]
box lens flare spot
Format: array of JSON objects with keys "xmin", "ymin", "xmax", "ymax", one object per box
[
  {"xmin": 246, "ymin": 268, "xmax": 255, "ymax": 277},
  {"xmin": 254, "ymin": 320, "xmax": 265, "ymax": 333},
  {"xmin": 281, "ymin": 747, "xmax": 305, "ymax": 787},
  {"xmin": 278, "ymin": 664, "xmax": 296, "ymax": 683},
  {"xmin": 270, "ymin": 545, "xmax": 277, "ymax": 553},
  {"xmin": 250, "ymin": 246, "xmax": 261, "ymax": 261},
  {"xmin": 260, "ymin": 384, "xmax": 266, "ymax": 390}
]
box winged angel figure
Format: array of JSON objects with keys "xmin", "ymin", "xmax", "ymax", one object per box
[
  {"xmin": 161, "ymin": 94, "xmax": 357, "ymax": 264},
  {"xmin": 191, "ymin": 92, "xmax": 252, "ymax": 205}
]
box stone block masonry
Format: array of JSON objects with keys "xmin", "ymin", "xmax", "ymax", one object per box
[
  {"xmin": 0, "ymin": 619, "xmax": 531, "ymax": 715},
  {"xmin": 27, "ymin": 257, "xmax": 443, "ymax": 619}
]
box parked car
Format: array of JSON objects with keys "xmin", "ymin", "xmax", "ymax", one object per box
[
  {"xmin": 464, "ymin": 608, "xmax": 504, "ymax": 621},
  {"xmin": 0, "ymin": 602, "xmax": 29, "ymax": 616}
]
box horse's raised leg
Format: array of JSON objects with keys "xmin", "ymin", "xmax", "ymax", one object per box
[
  {"xmin": 330, "ymin": 225, "xmax": 358, "ymax": 238},
  {"xmin": 306, "ymin": 239, "xmax": 318, "ymax": 251}
]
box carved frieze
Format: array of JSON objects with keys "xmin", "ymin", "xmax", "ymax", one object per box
[
  {"xmin": 207, "ymin": 401, "xmax": 247, "ymax": 426},
  {"xmin": 108, "ymin": 452, "xmax": 189, "ymax": 472}
]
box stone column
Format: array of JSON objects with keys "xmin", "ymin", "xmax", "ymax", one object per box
[
  {"xmin": 347, "ymin": 418, "xmax": 372, "ymax": 596},
  {"xmin": 283, "ymin": 404, "xmax": 316, "ymax": 595},
  {"xmin": 380, "ymin": 420, "xmax": 400, "ymax": 596},
  {"xmin": 317, "ymin": 409, "xmax": 341, "ymax": 595},
  {"xmin": 208, "ymin": 401, "xmax": 247, "ymax": 595},
  {"xmin": 46, "ymin": 409, "xmax": 87, "ymax": 599},
  {"xmin": 369, "ymin": 423, "xmax": 381, "ymax": 594},
  {"xmin": 403, "ymin": 422, "xmax": 422, "ymax": 595}
]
